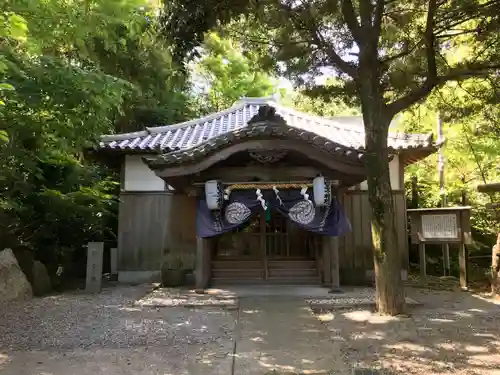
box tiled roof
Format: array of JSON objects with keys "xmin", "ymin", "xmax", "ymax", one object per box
[{"xmin": 99, "ymin": 96, "xmax": 435, "ymax": 153}]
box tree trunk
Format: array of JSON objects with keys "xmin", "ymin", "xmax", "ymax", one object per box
[
  {"xmin": 364, "ymin": 117, "xmax": 405, "ymax": 314},
  {"xmin": 359, "ymin": 82, "xmax": 405, "ymax": 314},
  {"xmin": 492, "ymin": 233, "xmax": 500, "ymax": 297}
]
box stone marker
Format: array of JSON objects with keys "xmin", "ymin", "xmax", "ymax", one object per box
[
  {"xmin": 110, "ymin": 247, "xmax": 118, "ymax": 276},
  {"xmin": 86, "ymin": 242, "xmax": 104, "ymax": 293},
  {"xmin": 32, "ymin": 260, "xmax": 52, "ymax": 296}
]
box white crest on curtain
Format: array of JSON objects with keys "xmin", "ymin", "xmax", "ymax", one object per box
[
  {"xmin": 288, "ymin": 200, "xmax": 315, "ymax": 225},
  {"xmin": 225, "ymin": 202, "xmax": 252, "ymax": 224}
]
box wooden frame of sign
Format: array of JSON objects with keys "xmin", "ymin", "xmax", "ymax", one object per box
[{"xmin": 407, "ymin": 207, "xmax": 472, "ymax": 290}]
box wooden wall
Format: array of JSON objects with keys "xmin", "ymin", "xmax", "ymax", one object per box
[
  {"xmin": 117, "ymin": 192, "xmax": 197, "ymax": 271},
  {"xmin": 117, "ymin": 190, "xmax": 410, "ymax": 285},
  {"xmin": 338, "ymin": 190, "xmax": 408, "ymax": 284}
]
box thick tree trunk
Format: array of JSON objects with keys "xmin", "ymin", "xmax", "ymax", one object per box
[
  {"xmin": 364, "ymin": 113, "xmax": 405, "ymax": 314},
  {"xmin": 492, "ymin": 233, "xmax": 500, "ymax": 297},
  {"xmin": 359, "ymin": 76, "xmax": 405, "ymax": 314}
]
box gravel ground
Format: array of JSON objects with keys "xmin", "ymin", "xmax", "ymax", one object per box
[
  {"xmin": 313, "ymin": 288, "xmax": 500, "ymax": 375},
  {"xmin": 135, "ymin": 287, "xmax": 238, "ymax": 308},
  {"xmin": 1, "ymin": 284, "xmax": 499, "ymax": 375},
  {"xmin": 305, "ymin": 287, "xmax": 420, "ymax": 307},
  {"xmin": 0, "ymin": 285, "xmax": 236, "ymax": 375}
]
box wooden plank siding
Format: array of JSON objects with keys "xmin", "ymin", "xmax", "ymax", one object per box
[
  {"xmin": 117, "ymin": 190, "xmax": 409, "ymax": 285},
  {"xmin": 338, "ymin": 190, "xmax": 408, "ymax": 284},
  {"xmin": 117, "ymin": 192, "xmax": 197, "ymax": 271}
]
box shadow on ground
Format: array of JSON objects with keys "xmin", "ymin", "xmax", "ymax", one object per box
[{"xmin": 310, "ymin": 288, "xmax": 500, "ymax": 374}]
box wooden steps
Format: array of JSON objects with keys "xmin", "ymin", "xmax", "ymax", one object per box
[{"xmin": 211, "ymin": 259, "xmax": 320, "ymax": 285}]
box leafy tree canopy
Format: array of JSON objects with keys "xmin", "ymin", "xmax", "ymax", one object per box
[
  {"xmin": 190, "ymin": 32, "xmax": 277, "ymax": 113},
  {"xmin": 0, "ymin": 0, "xmax": 192, "ymax": 272},
  {"xmin": 161, "ymin": 0, "xmax": 500, "ymax": 314}
]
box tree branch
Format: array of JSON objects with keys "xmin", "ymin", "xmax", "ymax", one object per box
[
  {"xmin": 298, "ymin": 2, "xmax": 358, "ymax": 78},
  {"xmin": 373, "ymin": 0, "xmax": 385, "ymax": 42},
  {"xmin": 386, "ymin": 0, "xmax": 438, "ymax": 116},
  {"xmin": 340, "ymin": 0, "xmax": 362, "ymax": 44},
  {"xmin": 380, "ymin": 40, "xmax": 424, "ymax": 65},
  {"xmin": 359, "ymin": 0, "xmax": 374, "ymax": 30},
  {"xmin": 463, "ymin": 125, "xmax": 490, "ymax": 186},
  {"xmin": 438, "ymin": 63, "xmax": 500, "ymax": 82}
]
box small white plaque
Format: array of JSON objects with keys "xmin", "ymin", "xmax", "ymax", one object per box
[{"xmin": 421, "ymin": 214, "xmax": 458, "ymax": 239}]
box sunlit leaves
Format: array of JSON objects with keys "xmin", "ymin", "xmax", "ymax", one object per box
[
  {"xmin": 191, "ymin": 32, "xmax": 276, "ymax": 112},
  {"xmin": 400, "ymin": 82, "xmax": 500, "ymax": 245},
  {"xmin": 0, "ymin": 0, "xmax": 192, "ymax": 258}
]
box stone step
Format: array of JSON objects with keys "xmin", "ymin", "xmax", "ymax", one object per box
[
  {"xmin": 212, "ymin": 269, "xmax": 263, "ymax": 278},
  {"xmin": 267, "ymin": 268, "xmax": 318, "ymax": 278},
  {"xmin": 212, "ymin": 261, "xmax": 262, "ymax": 269},
  {"xmin": 267, "ymin": 260, "xmax": 317, "ymax": 269},
  {"xmin": 211, "ymin": 277, "xmax": 320, "ymax": 285}
]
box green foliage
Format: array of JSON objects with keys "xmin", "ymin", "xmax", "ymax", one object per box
[
  {"xmin": 191, "ymin": 32, "xmax": 276, "ymax": 112},
  {"xmin": 0, "ymin": 0, "xmax": 192, "ymax": 269},
  {"xmin": 161, "ymin": 0, "xmax": 500, "ymax": 127},
  {"xmin": 280, "ymin": 80, "xmax": 361, "ymax": 117},
  {"xmin": 400, "ymin": 82, "xmax": 500, "ymax": 250}
]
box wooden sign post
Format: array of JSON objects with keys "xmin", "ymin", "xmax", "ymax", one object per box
[
  {"xmin": 407, "ymin": 207, "xmax": 472, "ymax": 290},
  {"xmin": 477, "ymin": 182, "xmax": 500, "ymax": 296}
]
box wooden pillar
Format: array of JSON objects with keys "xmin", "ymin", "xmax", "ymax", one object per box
[
  {"xmin": 419, "ymin": 243, "xmax": 427, "ymax": 281},
  {"xmin": 195, "ymin": 237, "xmax": 211, "ymax": 292},
  {"xmin": 260, "ymin": 212, "xmax": 268, "ymax": 280},
  {"xmin": 330, "ymin": 236, "xmax": 341, "ymax": 292},
  {"xmin": 459, "ymin": 241, "xmax": 469, "ymax": 290},
  {"xmin": 322, "ymin": 235, "xmax": 341, "ymax": 292},
  {"xmin": 322, "ymin": 235, "xmax": 331, "ymax": 286},
  {"xmin": 329, "ymin": 183, "xmax": 342, "ymax": 292}
]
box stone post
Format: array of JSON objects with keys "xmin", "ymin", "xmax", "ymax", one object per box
[
  {"xmin": 110, "ymin": 247, "xmax": 118, "ymax": 279},
  {"xmin": 86, "ymin": 242, "xmax": 104, "ymax": 293}
]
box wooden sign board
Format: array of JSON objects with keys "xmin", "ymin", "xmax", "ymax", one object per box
[
  {"xmin": 408, "ymin": 207, "xmax": 472, "ymax": 245},
  {"xmin": 408, "ymin": 207, "xmax": 472, "ymax": 290},
  {"xmin": 421, "ymin": 213, "xmax": 458, "ymax": 239}
]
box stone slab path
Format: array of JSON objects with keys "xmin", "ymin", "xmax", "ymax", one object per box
[{"xmin": 233, "ymin": 297, "xmax": 350, "ymax": 375}]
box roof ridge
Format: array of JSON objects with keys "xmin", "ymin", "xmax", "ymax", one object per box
[
  {"xmin": 100, "ymin": 130, "xmax": 148, "ymax": 142},
  {"xmin": 146, "ymin": 101, "xmax": 249, "ymax": 135},
  {"xmin": 271, "ymin": 103, "xmax": 369, "ymax": 136},
  {"xmin": 99, "ymin": 96, "xmax": 434, "ymax": 145},
  {"xmin": 233, "ymin": 95, "xmax": 279, "ymax": 106}
]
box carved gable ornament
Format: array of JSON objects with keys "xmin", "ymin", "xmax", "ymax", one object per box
[{"xmin": 248, "ymin": 150, "xmax": 288, "ymax": 164}]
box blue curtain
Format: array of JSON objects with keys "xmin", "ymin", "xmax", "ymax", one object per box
[{"xmin": 196, "ymin": 188, "xmax": 351, "ymax": 238}]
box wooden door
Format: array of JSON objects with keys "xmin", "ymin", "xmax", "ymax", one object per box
[
  {"xmin": 214, "ymin": 210, "xmax": 317, "ymax": 260},
  {"xmin": 264, "ymin": 210, "xmax": 317, "ymax": 259},
  {"xmin": 214, "ymin": 214, "xmax": 262, "ymax": 259}
]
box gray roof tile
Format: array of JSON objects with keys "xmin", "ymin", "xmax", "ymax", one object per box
[{"xmin": 99, "ymin": 96, "xmax": 434, "ymax": 153}]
